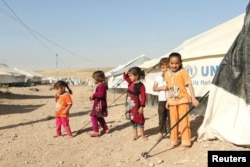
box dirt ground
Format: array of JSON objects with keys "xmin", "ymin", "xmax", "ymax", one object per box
[{"xmin": 0, "ymin": 83, "xmax": 249, "ymax": 167}]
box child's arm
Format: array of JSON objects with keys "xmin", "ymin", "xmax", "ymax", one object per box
[
  {"xmin": 63, "ymin": 104, "xmax": 72, "ymax": 114},
  {"xmin": 123, "ymin": 71, "xmax": 132, "ymax": 84},
  {"xmin": 153, "ymin": 82, "xmax": 167, "ymax": 91},
  {"xmin": 138, "ymin": 85, "xmax": 146, "ymax": 114},
  {"xmin": 91, "ymin": 83, "xmax": 106, "ymax": 99},
  {"xmin": 187, "ymin": 84, "xmax": 199, "ymax": 107}
]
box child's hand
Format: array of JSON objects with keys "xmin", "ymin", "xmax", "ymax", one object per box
[
  {"xmin": 158, "ymin": 85, "xmax": 167, "ymax": 91},
  {"xmin": 54, "ymin": 94, "xmax": 59, "ymax": 101},
  {"xmin": 63, "ymin": 110, "xmax": 69, "ymax": 114},
  {"xmin": 192, "ymin": 98, "xmax": 200, "ymax": 107},
  {"xmin": 165, "ymin": 102, "xmax": 169, "ymax": 109},
  {"xmin": 138, "ymin": 107, "xmax": 143, "ymax": 115},
  {"xmin": 124, "ymin": 70, "xmax": 129, "ymax": 75}
]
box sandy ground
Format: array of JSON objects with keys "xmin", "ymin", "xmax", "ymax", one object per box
[{"xmin": 0, "ymin": 70, "xmax": 249, "ymax": 167}]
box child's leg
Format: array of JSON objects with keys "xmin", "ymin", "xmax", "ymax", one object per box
[
  {"xmin": 61, "ymin": 117, "xmax": 72, "ymax": 137},
  {"xmin": 157, "ymin": 101, "xmax": 167, "ymax": 140},
  {"xmin": 88, "ymin": 116, "xmax": 99, "ymax": 137},
  {"xmin": 178, "ymin": 104, "xmax": 191, "ymax": 147},
  {"xmin": 139, "ymin": 126, "xmax": 148, "ymax": 141},
  {"xmin": 169, "ymin": 105, "xmax": 179, "ymax": 146},
  {"xmin": 132, "ymin": 127, "xmax": 138, "ymax": 140},
  {"xmin": 90, "ymin": 115, "xmax": 99, "ymax": 132},
  {"xmin": 131, "ymin": 121, "xmax": 138, "ymax": 140},
  {"xmin": 98, "ymin": 117, "xmax": 109, "ymax": 133},
  {"xmin": 55, "ymin": 117, "xmax": 62, "ymax": 136}
]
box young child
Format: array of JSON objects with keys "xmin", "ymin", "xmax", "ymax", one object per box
[
  {"xmin": 53, "ymin": 80, "xmax": 73, "ymax": 138},
  {"xmin": 165, "ymin": 52, "xmax": 199, "ymax": 150},
  {"xmin": 153, "ymin": 57, "xmax": 170, "ymax": 141},
  {"xmin": 88, "ymin": 70, "xmax": 109, "ymax": 137},
  {"xmin": 123, "ymin": 67, "xmax": 148, "ymax": 141}
]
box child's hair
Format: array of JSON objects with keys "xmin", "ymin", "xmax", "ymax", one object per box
[
  {"xmin": 92, "ymin": 70, "xmax": 108, "ymax": 89},
  {"xmin": 54, "ymin": 80, "xmax": 73, "ymax": 94},
  {"xmin": 158, "ymin": 57, "xmax": 169, "ymax": 68},
  {"xmin": 128, "ymin": 67, "xmax": 145, "ymax": 80},
  {"xmin": 168, "ymin": 52, "xmax": 183, "ymax": 70}
]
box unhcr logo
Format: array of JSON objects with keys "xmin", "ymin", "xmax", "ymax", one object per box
[{"xmin": 185, "ymin": 65, "xmax": 197, "ymax": 79}]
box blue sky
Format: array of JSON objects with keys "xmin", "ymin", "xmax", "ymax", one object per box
[{"xmin": 0, "ymin": 0, "xmax": 249, "ymax": 70}]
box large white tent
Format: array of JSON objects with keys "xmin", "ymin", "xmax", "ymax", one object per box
[
  {"xmin": 141, "ymin": 13, "xmax": 245, "ymax": 97},
  {"xmin": 198, "ymin": 2, "xmax": 250, "ymax": 146}
]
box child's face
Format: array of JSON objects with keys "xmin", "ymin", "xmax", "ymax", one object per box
[
  {"xmin": 56, "ymin": 86, "xmax": 65, "ymax": 95},
  {"xmin": 160, "ymin": 64, "xmax": 169, "ymax": 73},
  {"xmin": 93, "ymin": 78, "xmax": 98, "ymax": 84},
  {"xmin": 169, "ymin": 57, "xmax": 181, "ymax": 72},
  {"xmin": 128, "ymin": 73, "xmax": 139, "ymax": 82}
]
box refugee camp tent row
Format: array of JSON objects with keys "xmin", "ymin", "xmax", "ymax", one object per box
[
  {"xmin": 106, "ymin": 13, "xmax": 244, "ymax": 102},
  {"xmin": 0, "ymin": 63, "xmax": 43, "ymax": 86}
]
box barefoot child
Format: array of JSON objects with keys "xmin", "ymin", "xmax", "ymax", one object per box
[
  {"xmin": 165, "ymin": 52, "xmax": 199, "ymax": 150},
  {"xmin": 123, "ymin": 67, "xmax": 148, "ymax": 141},
  {"xmin": 153, "ymin": 57, "xmax": 170, "ymax": 141},
  {"xmin": 53, "ymin": 80, "xmax": 73, "ymax": 138},
  {"xmin": 88, "ymin": 70, "xmax": 109, "ymax": 137}
]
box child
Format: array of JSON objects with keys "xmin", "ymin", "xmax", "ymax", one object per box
[
  {"xmin": 123, "ymin": 67, "xmax": 148, "ymax": 141},
  {"xmin": 88, "ymin": 70, "xmax": 109, "ymax": 137},
  {"xmin": 165, "ymin": 52, "xmax": 199, "ymax": 150},
  {"xmin": 53, "ymin": 80, "xmax": 73, "ymax": 138},
  {"xmin": 153, "ymin": 57, "xmax": 170, "ymax": 141}
]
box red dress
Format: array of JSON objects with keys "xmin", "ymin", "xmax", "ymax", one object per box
[
  {"xmin": 90, "ymin": 82, "xmax": 108, "ymax": 117},
  {"xmin": 123, "ymin": 73, "xmax": 146, "ymax": 124}
]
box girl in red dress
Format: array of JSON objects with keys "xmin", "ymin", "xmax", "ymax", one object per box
[
  {"xmin": 88, "ymin": 70, "xmax": 109, "ymax": 137},
  {"xmin": 123, "ymin": 67, "xmax": 148, "ymax": 141}
]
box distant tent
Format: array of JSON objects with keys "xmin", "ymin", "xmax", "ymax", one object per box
[
  {"xmin": 140, "ymin": 13, "xmax": 245, "ymax": 97},
  {"xmin": 106, "ymin": 54, "xmax": 150, "ymax": 89},
  {"xmin": 197, "ymin": 3, "xmax": 250, "ymax": 146},
  {"xmin": 14, "ymin": 67, "xmax": 42, "ymax": 85},
  {"xmin": 0, "ymin": 64, "xmax": 25, "ymax": 85}
]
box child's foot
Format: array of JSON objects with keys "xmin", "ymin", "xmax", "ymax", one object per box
[
  {"xmin": 178, "ymin": 145, "xmax": 190, "ymax": 151},
  {"xmin": 65, "ymin": 135, "xmax": 73, "ymax": 139},
  {"xmin": 102, "ymin": 129, "xmax": 109, "ymax": 134},
  {"xmin": 88, "ymin": 131, "xmax": 99, "ymax": 137},
  {"xmin": 132, "ymin": 135, "xmax": 139, "ymax": 141},
  {"xmin": 53, "ymin": 134, "xmax": 62, "ymax": 138},
  {"xmin": 166, "ymin": 145, "xmax": 176, "ymax": 150},
  {"xmin": 141, "ymin": 136, "xmax": 148, "ymax": 141}
]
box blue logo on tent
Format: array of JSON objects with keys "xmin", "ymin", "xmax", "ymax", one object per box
[{"xmin": 185, "ymin": 65, "xmax": 197, "ymax": 79}]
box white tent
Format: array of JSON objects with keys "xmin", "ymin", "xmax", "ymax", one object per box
[
  {"xmin": 0, "ymin": 64, "xmax": 25, "ymax": 85},
  {"xmin": 14, "ymin": 67, "xmax": 42, "ymax": 85},
  {"xmin": 198, "ymin": 3, "xmax": 250, "ymax": 146},
  {"xmin": 141, "ymin": 13, "xmax": 245, "ymax": 97},
  {"xmin": 106, "ymin": 54, "xmax": 150, "ymax": 89}
]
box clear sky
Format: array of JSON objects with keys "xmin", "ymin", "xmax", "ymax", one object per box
[{"xmin": 0, "ymin": 0, "xmax": 249, "ymax": 70}]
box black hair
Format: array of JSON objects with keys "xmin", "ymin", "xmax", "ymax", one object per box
[
  {"xmin": 54, "ymin": 80, "xmax": 73, "ymax": 94},
  {"xmin": 168, "ymin": 52, "xmax": 183, "ymax": 70},
  {"xmin": 128, "ymin": 66, "xmax": 145, "ymax": 80}
]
